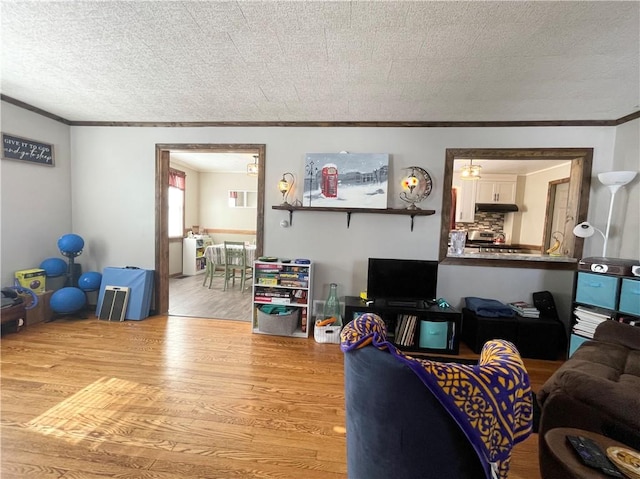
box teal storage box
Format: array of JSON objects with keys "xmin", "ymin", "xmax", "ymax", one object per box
[
  {"xmin": 569, "ymin": 334, "xmax": 590, "ymax": 357},
  {"xmin": 619, "ymin": 278, "xmax": 640, "ymax": 316},
  {"xmin": 97, "ymin": 267, "xmax": 154, "ymax": 320},
  {"xmin": 418, "ymin": 321, "xmax": 448, "ymax": 349},
  {"xmin": 575, "ymin": 272, "xmax": 619, "ymax": 310}
]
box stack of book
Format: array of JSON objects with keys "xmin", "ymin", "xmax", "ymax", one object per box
[
  {"xmin": 573, "ymin": 306, "xmax": 611, "ymax": 338},
  {"xmin": 508, "ymin": 301, "xmax": 540, "ymax": 318},
  {"xmin": 254, "ymin": 287, "xmax": 291, "ymax": 304},
  {"xmin": 394, "ymin": 314, "xmax": 418, "ymax": 347},
  {"xmin": 278, "ymin": 271, "xmax": 309, "ymax": 288}
]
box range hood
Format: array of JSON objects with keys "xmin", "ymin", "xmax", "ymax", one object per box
[{"xmin": 475, "ymin": 203, "xmax": 519, "ymax": 213}]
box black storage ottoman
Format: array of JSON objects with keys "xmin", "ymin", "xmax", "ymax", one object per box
[
  {"xmin": 461, "ymin": 308, "xmax": 518, "ymax": 354},
  {"xmin": 461, "ymin": 308, "xmax": 564, "ymax": 359},
  {"xmin": 515, "ymin": 316, "xmax": 564, "ymax": 360}
]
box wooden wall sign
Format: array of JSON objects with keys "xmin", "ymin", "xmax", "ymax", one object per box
[{"xmin": 2, "ymin": 133, "xmax": 54, "ymax": 166}]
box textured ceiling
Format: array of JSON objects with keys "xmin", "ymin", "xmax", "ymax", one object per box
[{"xmin": 1, "ymin": 1, "xmax": 638, "ymax": 123}]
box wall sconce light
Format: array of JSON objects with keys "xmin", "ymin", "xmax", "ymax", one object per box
[
  {"xmin": 278, "ymin": 172, "xmax": 295, "ymax": 205},
  {"xmin": 402, "ymin": 170, "xmax": 419, "ymax": 193},
  {"xmin": 400, "ymin": 166, "xmax": 432, "ymax": 210},
  {"xmin": 572, "ymin": 170, "xmax": 637, "ymax": 257},
  {"xmin": 460, "ymin": 159, "xmax": 481, "ymax": 180},
  {"xmin": 247, "ymin": 155, "xmax": 259, "ymax": 176}
]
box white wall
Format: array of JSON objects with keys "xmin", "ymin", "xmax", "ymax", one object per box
[
  {"xmin": 517, "ymin": 163, "xmax": 571, "ymax": 246},
  {"xmin": 611, "ymin": 118, "xmax": 640, "ymax": 259},
  {"xmin": 200, "ymin": 172, "xmax": 257, "ymax": 235},
  {"xmin": 4, "ymin": 99, "xmax": 639, "ymax": 332},
  {"xmin": 67, "ymin": 125, "xmax": 633, "ymax": 329},
  {"xmin": 1, "ymin": 102, "xmax": 72, "ymax": 287}
]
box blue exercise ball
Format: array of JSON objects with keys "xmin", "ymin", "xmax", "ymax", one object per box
[
  {"xmin": 78, "ymin": 271, "xmax": 102, "ymax": 292},
  {"xmin": 57, "ymin": 234, "xmax": 85, "ymax": 255},
  {"xmin": 50, "ymin": 287, "xmax": 86, "ymax": 314},
  {"xmin": 40, "ymin": 257, "xmax": 68, "ymax": 277}
]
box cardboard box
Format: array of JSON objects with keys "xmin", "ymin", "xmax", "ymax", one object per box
[{"xmin": 15, "ymin": 269, "xmax": 46, "ymax": 294}]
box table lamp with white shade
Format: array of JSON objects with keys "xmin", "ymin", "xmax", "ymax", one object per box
[{"xmin": 572, "ymin": 170, "xmax": 637, "ymax": 257}]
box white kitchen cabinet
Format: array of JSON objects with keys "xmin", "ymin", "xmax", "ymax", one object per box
[
  {"xmin": 452, "ymin": 177, "xmax": 477, "ymax": 223},
  {"xmin": 476, "ymin": 175, "xmax": 517, "ymax": 204}
]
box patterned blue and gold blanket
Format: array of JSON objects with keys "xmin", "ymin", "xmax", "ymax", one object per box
[{"xmin": 340, "ymin": 313, "xmax": 533, "ymax": 479}]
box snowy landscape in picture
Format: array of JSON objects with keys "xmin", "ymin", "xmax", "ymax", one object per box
[{"xmin": 303, "ymin": 153, "xmax": 389, "ymax": 208}]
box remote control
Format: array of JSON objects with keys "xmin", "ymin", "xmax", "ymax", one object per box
[{"xmin": 566, "ymin": 435, "xmax": 624, "ymax": 478}]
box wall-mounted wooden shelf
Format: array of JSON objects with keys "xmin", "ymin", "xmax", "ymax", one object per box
[{"xmin": 272, "ymin": 205, "xmax": 436, "ymax": 231}]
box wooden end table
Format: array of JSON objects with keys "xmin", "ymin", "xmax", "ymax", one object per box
[{"xmin": 544, "ymin": 427, "xmax": 634, "ymax": 478}]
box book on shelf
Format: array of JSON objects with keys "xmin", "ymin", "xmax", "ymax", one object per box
[
  {"xmin": 394, "ymin": 315, "xmax": 405, "ymax": 341},
  {"xmin": 448, "ymin": 322, "xmax": 456, "ymax": 350},
  {"xmin": 278, "ymin": 272, "xmax": 309, "ymax": 280},
  {"xmin": 573, "ymin": 306, "xmax": 611, "ymax": 323},
  {"xmin": 255, "ymin": 264, "xmax": 281, "ymax": 271},
  {"xmin": 572, "ymin": 306, "xmax": 612, "ymax": 337},
  {"xmin": 279, "ymin": 280, "xmax": 309, "ymax": 288},
  {"xmin": 395, "ymin": 314, "xmax": 417, "ymax": 347},
  {"xmin": 301, "ymin": 308, "xmax": 307, "ymax": 333},
  {"xmin": 255, "ymin": 289, "xmax": 290, "ymax": 297}
]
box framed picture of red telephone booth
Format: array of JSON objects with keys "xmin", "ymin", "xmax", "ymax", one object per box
[{"xmin": 303, "ymin": 153, "xmax": 389, "ymax": 208}]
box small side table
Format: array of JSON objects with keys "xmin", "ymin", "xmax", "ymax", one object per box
[
  {"xmin": 543, "ymin": 427, "xmax": 632, "ymax": 479},
  {"xmin": 1, "ymin": 302, "xmax": 26, "ymax": 335}
]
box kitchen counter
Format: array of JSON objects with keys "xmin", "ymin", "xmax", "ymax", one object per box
[{"xmin": 447, "ymin": 251, "xmax": 577, "ymax": 262}]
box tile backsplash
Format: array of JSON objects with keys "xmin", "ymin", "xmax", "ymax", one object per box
[{"xmin": 455, "ymin": 212, "xmax": 504, "ymax": 233}]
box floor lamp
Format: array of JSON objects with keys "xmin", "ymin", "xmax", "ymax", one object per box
[{"xmin": 573, "ymin": 170, "xmax": 637, "ymax": 257}]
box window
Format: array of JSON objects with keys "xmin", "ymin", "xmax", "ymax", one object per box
[
  {"xmin": 228, "ymin": 190, "xmax": 258, "ymax": 208},
  {"xmin": 168, "ymin": 168, "xmax": 185, "ymax": 238}
]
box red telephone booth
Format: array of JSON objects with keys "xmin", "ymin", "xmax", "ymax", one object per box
[{"xmin": 321, "ymin": 164, "xmax": 338, "ymax": 198}]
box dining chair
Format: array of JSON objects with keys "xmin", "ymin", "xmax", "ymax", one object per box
[
  {"xmin": 202, "ymin": 245, "xmax": 225, "ymax": 288},
  {"xmin": 223, "ymin": 241, "xmax": 253, "ymax": 292}
]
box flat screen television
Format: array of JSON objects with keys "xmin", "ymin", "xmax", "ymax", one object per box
[{"xmin": 367, "ymin": 258, "xmax": 438, "ymax": 307}]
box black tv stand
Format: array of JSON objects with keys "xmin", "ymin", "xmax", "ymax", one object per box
[{"xmin": 345, "ymin": 296, "xmax": 461, "ymax": 355}]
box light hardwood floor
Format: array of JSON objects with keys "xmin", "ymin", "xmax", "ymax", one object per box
[
  {"xmin": 169, "ymin": 273, "xmax": 252, "ymax": 320},
  {"xmin": 1, "ymin": 315, "xmax": 562, "ymax": 478}
]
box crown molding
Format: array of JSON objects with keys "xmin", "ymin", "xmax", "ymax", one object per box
[{"xmin": 2, "ymin": 94, "xmax": 638, "ymax": 128}]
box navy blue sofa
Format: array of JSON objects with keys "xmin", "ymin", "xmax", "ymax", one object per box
[{"xmin": 344, "ymin": 344, "xmax": 486, "ymax": 479}]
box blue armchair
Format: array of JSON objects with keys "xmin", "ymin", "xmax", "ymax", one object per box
[{"xmin": 342, "ymin": 313, "xmax": 532, "ymax": 479}]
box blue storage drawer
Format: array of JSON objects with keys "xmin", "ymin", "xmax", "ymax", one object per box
[
  {"xmin": 575, "ymin": 272, "xmax": 619, "ymax": 310},
  {"xmin": 418, "ymin": 320, "xmax": 448, "ymax": 349},
  {"xmin": 619, "ymin": 278, "xmax": 640, "ymax": 316},
  {"xmin": 569, "ymin": 334, "xmax": 590, "ymax": 357}
]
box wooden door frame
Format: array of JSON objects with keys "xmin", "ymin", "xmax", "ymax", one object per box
[
  {"xmin": 154, "ymin": 143, "xmax": 266, "ymax": 315},
  {"xmin": 542, "ymin": 177, "xmax": 570, "ymax": 254}
]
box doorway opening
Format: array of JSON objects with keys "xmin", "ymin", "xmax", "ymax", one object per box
[{"xmin": 155, "ymin": 144, "xmax": 265, "ymax": 318}]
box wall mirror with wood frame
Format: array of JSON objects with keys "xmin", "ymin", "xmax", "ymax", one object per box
[{"xmin": 439, "ymin": 148, "xmax": 593, "ymax": 270}]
